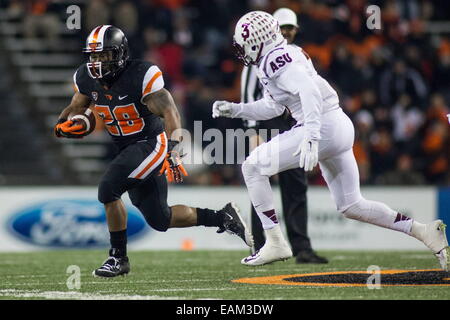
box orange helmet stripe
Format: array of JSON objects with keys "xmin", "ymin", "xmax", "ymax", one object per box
[
  {"xmin": 90, "ymin": 25, "xmax": 103, "ymax": 44},
  {"xmin": 87, "ymin": 25, "xmax": 112, "ymax": 51}
]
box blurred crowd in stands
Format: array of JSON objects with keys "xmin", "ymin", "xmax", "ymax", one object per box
[{"xmin": 2, "ymin": 0, "xmax": 450, "ymax": 186}]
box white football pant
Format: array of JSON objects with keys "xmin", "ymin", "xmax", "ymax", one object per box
[{"xmin": 241, "ymin": 108, "xmax": 413, "ymax": 235}]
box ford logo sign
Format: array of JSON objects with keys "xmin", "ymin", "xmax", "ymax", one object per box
[{"xmin": 8, "ymin": 199, "xmax": 149, "ymax": 247}]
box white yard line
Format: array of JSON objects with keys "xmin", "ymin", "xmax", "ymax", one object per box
[
  {"xmin": 0, "ymin": 285, "xmax": 335, "ymax": 300},
  {"xmin": 0, "ymin": 289, "xmax": 184, "ymax": 300},
  {"xmin": 399, "ymin": 254, "xmax": 433, "ymax": 259},
  {"xmin": 0, "ymin": 278, "xmax": 215, "ymax": 287}
]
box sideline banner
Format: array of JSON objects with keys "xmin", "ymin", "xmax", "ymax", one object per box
[{"xmin": 0, "ymin": 186, "xmax": 437, "ymax": 252}]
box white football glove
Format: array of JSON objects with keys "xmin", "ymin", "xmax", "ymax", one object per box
[
  {"xmin": 212, "ymin": 101, "xmax": 237, "ymax": 118},
  {"xmin": 293, "ymin": 138, "xmax": 319, "ymax": 172}
]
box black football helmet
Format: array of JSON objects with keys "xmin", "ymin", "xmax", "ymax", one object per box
[{"xmin": 83, "ymin": 25, "xmax": 129, "ymax": 80}]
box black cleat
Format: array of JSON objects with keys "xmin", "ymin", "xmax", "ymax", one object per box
[
  {"xmin": 217, "ymin": 202, "xmax": 254, "ymax": 247},
  {"xmin": 296, "ymin": 250, "xmax": 328, "ymax": 264},
  {"xmin": 92, "ymin": 255, "xmax": 130, "ymax": 278}
]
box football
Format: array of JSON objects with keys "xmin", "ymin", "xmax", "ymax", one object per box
[{"xmin": 68, "ymin": 108, "xmax": 97, "ymax": 136}]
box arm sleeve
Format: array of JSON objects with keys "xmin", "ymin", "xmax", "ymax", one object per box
[
  {"xmin": 141, "ymin": 65, "xmax": 165, "ymax": 104},
  {"xmin": 233, "ymin": 95, "xmax": 285, "ymax": 121},
  {"xmin": 277, "ymin": 64, "xmax": 322, "ymax": 140}
]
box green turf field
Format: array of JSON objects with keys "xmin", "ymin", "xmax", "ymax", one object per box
[{"xmin": 0, "ymin": 250, "xmax": 449, "ymax": 300}]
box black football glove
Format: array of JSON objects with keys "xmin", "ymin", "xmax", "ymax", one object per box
[{"xmin": 54, "ymin": 119, "xmax": 87, "ymax": 139}]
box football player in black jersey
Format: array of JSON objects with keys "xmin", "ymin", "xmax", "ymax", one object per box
[{"xmin": 54, "ymin": 25, "xmax": 253, "ymax": 277}]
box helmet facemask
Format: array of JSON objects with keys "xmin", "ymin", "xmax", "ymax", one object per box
[
  {"xmin": 233, "ymin": 39, "xmax": 251, "ymax": 66},
  {"xmin": 233, "ymin": 38, "xmax": 264, "ymax": 66},
  {"xmin": 85, "ymin": 47, "xmax": 126, "ymax": 80}
]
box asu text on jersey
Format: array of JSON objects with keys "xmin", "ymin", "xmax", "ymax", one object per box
[{"xmin": 74, "ymin": 60, "xmax": 165, "ymax": 149}]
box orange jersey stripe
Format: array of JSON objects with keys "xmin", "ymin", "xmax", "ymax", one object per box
[
  {"xmin": 143, "ymin": 71, "xmax": 162, "ymax": 96},
  {"xmin": 135, "ymin": 133, "xmax": 167, "ymax": 179}
]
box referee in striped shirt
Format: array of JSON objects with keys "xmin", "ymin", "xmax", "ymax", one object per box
[{"xmin": 240, "ymin": 8, "xmax": 327, "ymax": 264}]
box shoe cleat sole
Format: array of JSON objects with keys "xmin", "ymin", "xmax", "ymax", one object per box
[
  {"xmin": 241, "ymin": 254, "xmax": 291, "ymax": 266},
  {"xmin": 229, "ymin": 202, "xmax": 254, "ymax": 248},
  {"xmin": 92, "ymin": 270, "xmax": 130, "ymax": 278}
]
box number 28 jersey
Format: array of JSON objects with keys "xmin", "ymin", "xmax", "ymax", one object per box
[{"xmin": 73, "ymin": 60, "xmax": 165, "ymax": 149}]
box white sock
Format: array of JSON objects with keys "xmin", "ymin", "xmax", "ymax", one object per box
[
  {"xmin": 264, "ymin": 224, "xmax": 286, "ymax": 244},
  {"xmin": 342, "ymin": 198, "xmax": 414, "ymax": 234}
]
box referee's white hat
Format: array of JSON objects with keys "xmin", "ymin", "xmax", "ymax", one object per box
[{"xmin": 273, "ymin": 8, "xmax": 299, "ymax": 28}]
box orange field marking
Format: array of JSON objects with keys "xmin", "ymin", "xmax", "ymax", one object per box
[{"xmin": 232, "ymin": 269, "xmax": 450, "ymax": 287}]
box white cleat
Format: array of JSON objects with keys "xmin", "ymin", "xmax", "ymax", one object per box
[
  {"xmin": 435, "ymin": 248, "xmax": 450, "ymax": 272},
  {"xmin": 241, "ymin": 225, "xmax": 292, "ymax": 266},
  {"xmin": 422, "ymin": 220, "xmax": 450, "ymax": 271},
  {"xmin": 241, "ymin": 242, "xmax": 292, "ymax": 266}
]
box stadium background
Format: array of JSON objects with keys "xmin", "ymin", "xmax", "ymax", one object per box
[
  {"xmin": 0, "ymin": 0, "xmax": 448, "ymax": 187},
  {"xmin": 0, "ymin": 0, "xmax": 448, "ymax": 252}
]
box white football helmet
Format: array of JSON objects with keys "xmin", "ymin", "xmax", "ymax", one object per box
[{"xmin": 233, "ymin": 11, "xmax": 285, "ymax": 66}]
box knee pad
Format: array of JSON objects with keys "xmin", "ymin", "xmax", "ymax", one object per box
[
  {"xmin": 141, "ymin": 205, "xmax": 171, "ymax": 232},
  {"xmin": 341, "ymin": 198, "xmax": 371, "ymax": 221},
  {"xmin": 129, "ymin": 193, "xmax": 171, "ymax": 232},
  {"xmin": 147, "ymin": 217, "xmax": 170, "ymax": 232},
  {"xmin": 340, "ymin": 197, "xmax": 404, "ymax": 232},
  {"xmin": 341, "ymin": 201, "xmax": 363, "ymax": 221},
  {"xmin": 241, "ymin": 158, "xmax": 261, "ymax": 180},
  {"xmin": 98, "ymin": 179, "xmax": 121, "ymax": 204}
]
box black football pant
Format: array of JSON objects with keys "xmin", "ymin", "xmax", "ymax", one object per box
[{"xmin": 98, "ymin": 134, "xmax": 172, "ymax": 232}]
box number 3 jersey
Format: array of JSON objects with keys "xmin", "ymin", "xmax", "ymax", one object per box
[{"xmin": 73, "ymin": 60, "xmax": 165, "ymax": 149}]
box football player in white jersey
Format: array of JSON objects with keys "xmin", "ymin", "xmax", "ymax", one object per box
[{"xmin": 212, "ymin": 11, "xmax": 450, "ymax": 269}]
